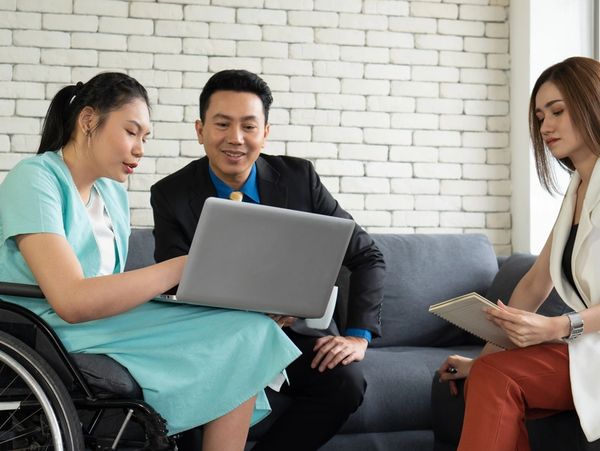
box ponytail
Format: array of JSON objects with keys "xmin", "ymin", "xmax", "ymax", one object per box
[
  {"xmin": 37, "ymin": 84, "xmax": 80, "ymax": 154},
  {"xmin": 37, "ymin": 74, "xmax": 149, "ymax": 154}
]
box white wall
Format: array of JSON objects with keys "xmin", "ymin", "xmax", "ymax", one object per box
[
  {"xmin": 510, "ymin": 0, "xmax": 594, "ymax": 253},
  {"xmin": 0, "ymin": 0, "xmax": 511, "ymax": 252}
]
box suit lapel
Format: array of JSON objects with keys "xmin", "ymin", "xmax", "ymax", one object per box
[
  {"xmin": 580, "ymin": 158, "xmax": 600, "ymax": 219},
  {"xmin": 550, "ymin": 170, "xmax": 584, "ymax": 309},
  {"xmin": 257, "ymin": 157, "xmax": 288, "ymax": 207},
  {"xmin": 551, "ymin": 159, "xmax": 600, "ymax": 310},
  {"xmin": 571, "ymin": 158, "xmax": 600, "ymax": 307}
]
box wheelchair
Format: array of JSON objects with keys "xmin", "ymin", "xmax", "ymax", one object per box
[{"xmin": 0, "ymin": 280, "xmax": 188, "ymax": 450}]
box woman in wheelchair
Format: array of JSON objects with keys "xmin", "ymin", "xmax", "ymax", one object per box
[{"xmin": 0, "ymin": 72, "xmax": 301, "ymax": 451}]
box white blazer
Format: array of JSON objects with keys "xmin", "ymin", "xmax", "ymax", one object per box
[{"xmin": 549, "ymin": 158, "xmax": 600, "ymax": 441}]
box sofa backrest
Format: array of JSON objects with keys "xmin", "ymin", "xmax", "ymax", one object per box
[
  {"xmin": 487, "ymin": 252, "xmax": 571, "ymax": 317},
  {"xmin": 368, "ymin": 233, "xmax": 499, "ymax": 348},
  {"xmin": 126, "ymin": 229, "xmax": 501, "ymax": 348},
  {"xmin": 125, "ymin": 228, "xmax": 155, "ymax": 271}
]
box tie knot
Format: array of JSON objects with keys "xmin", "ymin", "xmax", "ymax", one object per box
[{"xmin": 229, "ymin": 191, "xmax": 243, "ymax": 202}]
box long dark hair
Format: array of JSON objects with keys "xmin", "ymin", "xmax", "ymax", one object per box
[
  {"xmin": 529, "ymin": 57, "xmax": 600, "ymax": 193},
  {"xmin": 37, "ymin": 72, "xmax": 149, "ymax": 154}
]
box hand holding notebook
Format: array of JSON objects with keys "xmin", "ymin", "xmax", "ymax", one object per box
[{"xmin": 428, "ymin": 292, "xmax": 516, "ymax": 349}]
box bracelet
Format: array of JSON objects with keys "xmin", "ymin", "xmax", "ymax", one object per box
[{"xmin": 562, "ymin": 311, "xmax": 584, "ymax": 343}]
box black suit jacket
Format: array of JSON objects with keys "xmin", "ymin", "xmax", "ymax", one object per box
[{"xmin": 150, "ymin": 154, "xmax": 386, "ymax": 337}]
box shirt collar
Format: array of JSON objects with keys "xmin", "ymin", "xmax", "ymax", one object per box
[{"xmin": 208, "ymin": 163, "xmax": 260, "ymax": 204}]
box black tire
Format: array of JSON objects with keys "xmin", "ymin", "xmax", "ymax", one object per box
[{"xmin": 0, "ymin": 330, "xmax": 84, "ymax": 450}]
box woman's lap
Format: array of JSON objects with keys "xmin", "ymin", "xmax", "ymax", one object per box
[{"xmin": 49, "ymin": 301, "xmax": 301, "ymax": 435}]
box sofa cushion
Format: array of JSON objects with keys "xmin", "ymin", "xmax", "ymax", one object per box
[
  {"xmin": 370, "ymin": 234, "xmax": 498, "ymax": 348},
  {"xmin": 485, "ymin": 253, "xmax": 571, "ymax": 317}
]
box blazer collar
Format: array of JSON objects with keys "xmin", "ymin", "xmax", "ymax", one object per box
[
  {"xmin": 256, "ymin": 156, "xmax": 288, "ymax": 208},
  {"xmin": 583, "ymin": 157, "xmax": 600, "ymax": 214},
  {"xmin": 571, "ymin": 158, "xmax": 600, "ymax": 264}
]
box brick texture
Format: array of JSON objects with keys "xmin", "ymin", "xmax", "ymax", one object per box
[{"xmin": 0, "ymin": 0, "xmax": 511, "ymax": 252}]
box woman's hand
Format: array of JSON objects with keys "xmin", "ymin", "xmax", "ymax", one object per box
[
  {"xmin": 486, "ymin": 300, "xmax": 567, "ymax": 347},
  {"xmin": 438, "ymin": 354, "xmax": 474, "ymax": 396}
]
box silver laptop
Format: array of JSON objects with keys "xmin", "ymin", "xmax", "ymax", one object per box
[{"xmin": 158, "ymin": 197, "xmax": 354, "ymax": 318}]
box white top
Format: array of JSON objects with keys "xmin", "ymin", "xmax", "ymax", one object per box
[{"xmin": 86, "ymin": 186, "xmax": 116, "ymax": 276}]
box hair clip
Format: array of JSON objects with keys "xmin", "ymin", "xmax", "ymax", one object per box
[{"xmin": 73, "ymin": 81, "xmax": 84, "ymax": 96}]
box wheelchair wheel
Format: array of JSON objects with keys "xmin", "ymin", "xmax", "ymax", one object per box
[{"xmin": 0, "ymin": 330, "xmax": 84, "ymax": 450}]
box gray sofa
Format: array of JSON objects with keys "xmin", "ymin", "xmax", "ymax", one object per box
[
  {"xmin": 125, "ymin": 229, "xmax": 595, "ymax": 450},
  {"xmin": 247, "ymin": 232, "xmax": 497, "ymax": 451}
]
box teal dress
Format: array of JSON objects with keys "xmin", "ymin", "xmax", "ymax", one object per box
[{"xmin": 0, "ymin": 152, "xmax": 301, "ymax": 435}]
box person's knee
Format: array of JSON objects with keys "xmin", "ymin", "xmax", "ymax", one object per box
[
  {"xmin": 468, "ymin": 355, "xmax": 520, "ymax": 399},
  {"xmin": 468, "ymin": 355, "xmax": 501, "ymax": 388},
  {"xmin": 330, "ymin": 364, "xmax": 367, "ymax": 413},
  {"xmin": 469, "ymin": 356, "xmax": 489, "ymax": 379}
]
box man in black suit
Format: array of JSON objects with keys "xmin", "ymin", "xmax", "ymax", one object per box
[{"xmin": 150, "ymin": 69, "xmax": 386, "ymax": 451}]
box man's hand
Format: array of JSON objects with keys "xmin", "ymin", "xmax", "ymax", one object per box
[{"xmin": 311, "ymin": 335, "xmax": 368, "ymax": 372}]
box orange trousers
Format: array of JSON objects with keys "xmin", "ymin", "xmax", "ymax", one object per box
[{"xmin": 457, "ymin": 343, "xmax": 574, "ymax": 451}]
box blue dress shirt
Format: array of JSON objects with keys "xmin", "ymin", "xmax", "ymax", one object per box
[{"xmin": 208, "ymin": 164, "xmax": 260, "ymax": 204}]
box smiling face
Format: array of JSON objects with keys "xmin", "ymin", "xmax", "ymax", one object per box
[
  {"xmin": 87, "ymin": 98, "xmax": 151, "ymax": 183},
  {"xmin": 534, "ymin": 81, "xmax": 589, "ymax": 163},
  {"xmin": 195, "ymin": 90, "xmax": 269, "ymax": 190}
]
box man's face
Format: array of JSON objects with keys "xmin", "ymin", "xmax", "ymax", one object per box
[{"xmin": 195, "ymin": 90, "xmax": 270, "ymax": 189}]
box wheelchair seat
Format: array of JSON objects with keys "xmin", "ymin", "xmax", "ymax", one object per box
[
  {"xmin": 0, "ymin": 281, "xmax": 176, "ymax": 451},
  {"xmin": 71, "ymin": 353, "xmax": 143, "ymax": 399}
]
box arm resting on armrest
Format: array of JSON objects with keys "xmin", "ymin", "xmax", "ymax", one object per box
[{"xmin": 0, "ymin": 281, "xmax": 44, "ymax": 298}]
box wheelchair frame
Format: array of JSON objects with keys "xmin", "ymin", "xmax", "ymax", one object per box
[{"xmin": 0, "ymin": 281, "xmax": 177, "ymax": 451}]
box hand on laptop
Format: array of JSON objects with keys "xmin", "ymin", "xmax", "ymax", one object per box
[
  {"xmin": 311, "ymin": 336, "xmax": 368, "ymax": 372},
  {"xmin": 268, "ymin": 314, "xmax": 296, "ymax": 328}
]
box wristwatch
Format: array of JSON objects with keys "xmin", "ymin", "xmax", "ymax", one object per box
[{"xmin": 562, "ymin": 312, "xmax": 584, "ymax": 342}]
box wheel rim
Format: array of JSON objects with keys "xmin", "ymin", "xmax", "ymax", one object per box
[{"xmin": 0, "ymin": 349, "xmax": 64, "ymax": 449}]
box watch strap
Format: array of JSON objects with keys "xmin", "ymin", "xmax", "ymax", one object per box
[{"xmin": 562, "ymin": 311, "xmax": 584, "ymax": 342}]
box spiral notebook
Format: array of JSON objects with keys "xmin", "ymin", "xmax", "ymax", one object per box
[{"xmin": 428, "ymin": 292, "xmax": 515, "ymax": 349}]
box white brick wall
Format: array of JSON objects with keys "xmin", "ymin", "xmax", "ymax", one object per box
[{"xmin": 0, "ymin": 0, "xmax": 511, "ymax": 252}]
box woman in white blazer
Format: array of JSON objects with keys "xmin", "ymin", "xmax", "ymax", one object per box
[{"xmin": 438, "ymin": 56, "xmax": 600, "ymax": 450}]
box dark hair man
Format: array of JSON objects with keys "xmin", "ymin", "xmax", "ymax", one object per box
[{"xmin": 150, "ymin": 69, "xmax": 386, "ymax": 451}]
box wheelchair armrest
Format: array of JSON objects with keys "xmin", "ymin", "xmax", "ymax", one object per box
[
  {"xmin": 0, "ymin": 282, "xmax": 44, "ymax": 298},
  {"xmin": 0, "ymin": 290, "xmax": 98, "ymax": 399}
]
